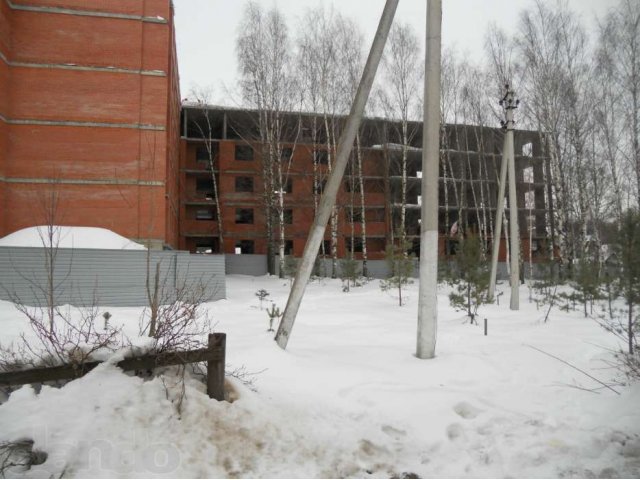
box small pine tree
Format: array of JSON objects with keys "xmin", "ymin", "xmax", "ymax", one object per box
[
  {"xmin": 380, "ymin": 238, "xmax": 414, "ymax": 306},
  {"xmin": 448, "ymin": 233, "xmax": 490, "ymax": 323},
  {"xmin": 312, "ymin": 255, "xmax": 327, "ymax": 279},
  {"xmin": 614, "ymin": 209, "xmax": 640, "ymax": 355},
  {"xmin": 255, "ymin": 289, "xmax": 270, "ymax": 310},
  {"xmin": 531, "ymin": 259, "xmax": 561, "ymax": 322},
  {"xmin": 570, "ymin": 257, "xmax": 602, "ymax": 317},
  {"xmin": 266, "ymin": 303, "xmax": 282, "ymax": 332},
  {"xmin": 340, "ymin": 255, "xmax": 361, "ymax": 292},
  {"xmin": 283, "ymin": 256, "xmax": 298, "ymax": 287}
]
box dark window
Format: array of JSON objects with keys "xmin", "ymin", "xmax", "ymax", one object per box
[
  {"xmin": 196, "ymin": 177, "xmax": 215, "ymax": 200},
  {"xmin": 346, "ymin": 237, "xmax": 364, "ymax": 253},
  {"xmin": 196, "ymin": 143, "xmax": 218, "ymax": 163},
  {"xmin": 363, "ymin": 179, "xmax": 384, "ymax": 194},
  {"xmin": 195, "ymin": 208, "xmax": 215, "ymax": 221},
  {"xmin": 235, "ymin": 208, "xmax": 254, "ymax": 224},
  {"xmin": 314, "ymin": 150, "xmax": 329, "ymax": 165},
  {"xmin": 313, "ymin": 179, "xmax": 327, "ymax": 195},
  {"xmin": 319, "ymin": 239, "xmax": 332, "ymax": 256},
  {"xmin": 235, "ymin": 240, "xmax": 254, "ymax": 254},
  {"xmin": 284, "ymin": 209, "xmax": 293, "ymax": 225},
  {"xmin": 281, "ymin": 147, "xmax": 293, "ymax": 160},
  {"xmin": 346, "ymin": 209, "xmax": 363, "ymax": 223},
  {"xmin": 284, "ymin": 177, "xmax": 293, "ymax": 194},
  {"xmin": 195, "ymin": 238, "xmax": 219, "ymax": 254},
  {"xmin": 196, "ymin": 178, "xmax": 214, "ymax": 192},
  {"xmin": 365, "ymin": 208, "xmax": 386, "ymax": 223},
  {"xmin": 344, "ymin": 179, "xmax": 361, "ymax": 193},
  {"xmin": 196, "ymin": 146, "xmax": 209, "ymax": 162},
  {"xmin": 235, "ymin": 176, "xmax": 254, "ymax": 193},
  {"xmin": 235, "ymin": 144, "xmax": 254, "ymax": 161},
  {"xmin": 284, "ymin": 240, "xmax": 294, "ymax": 255},
  {"xmin": 301, "ymin": 127, "xmax": 313, "ymax": 141}
]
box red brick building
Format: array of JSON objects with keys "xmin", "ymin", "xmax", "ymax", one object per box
[
  {"xmin": 0, "ymin": 0, "xmax": 181, "ymax": 249},
  {"xmin": 179, "ymin": 106, "xmax": 552, "ymax": 266},
  {"xmin": 0, "ymin": 3, "xmax": 552, "ymax": 267}
]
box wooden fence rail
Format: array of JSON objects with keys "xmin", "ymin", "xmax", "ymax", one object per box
[{"xmin": 0, "ymin": 333, "xmax": 226, "ymax": 401}]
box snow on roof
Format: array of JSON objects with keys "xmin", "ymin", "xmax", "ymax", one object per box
[{"xmin": 0, "ymin": 226, "xmax": 146, "ymax": 250}]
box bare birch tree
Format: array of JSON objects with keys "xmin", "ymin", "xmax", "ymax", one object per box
[
  {"xmin": 236, "ymin": 1, "xmax": 298, "ymax": 277},
  {"xmin": 379, "ymin": 23, "xmax": 423, "ymax": 251},
  {"xmin": 515, "ymin": 1, "xmax": 584, "ymax": 270},
  {"xmin": 188, "ymin": 87, "xmax": 224, "ymax": 253},
  {"xmin": 598, "ymin": 0, "xmax": 640, "ymax": 209},
  {"xmin": 297, "ymin": 6, "xmax": 342, "ymax": 277}
]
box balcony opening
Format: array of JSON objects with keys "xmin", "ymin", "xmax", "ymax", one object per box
[
  {"xmin": 235, "ymin": 240, "xmax": 255, "ymax": 254},
  {"xmin": 195, "ymin": 208, "xmax": 215, "ymax": 221},
  {"xmin": 235, "ymin": 144, "xmax": 254, "ymax": 161},
  {"xmin": 235, "ymin": 208, "xmax": 254, "ymax": 224},
  {"xmin": 235, "ymin": 176, "xmax": 254, "ymax": 193}
]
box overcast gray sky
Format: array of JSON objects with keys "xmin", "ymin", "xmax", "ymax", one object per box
[{"xmin": 173, "ymin": 0, "xmax": 617, "ymax": 104}]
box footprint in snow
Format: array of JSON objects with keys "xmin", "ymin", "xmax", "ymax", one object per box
[
  {"xmin": 446, "ymin": 423, "xmax": 466, "ymax": 441},
  {"xmin": 453, "ymin": 401, "xmax": 482, "ymax": 420},
  {"xmin": 382, "ymin": 425, "xmax": 407, "ymax": 439}
]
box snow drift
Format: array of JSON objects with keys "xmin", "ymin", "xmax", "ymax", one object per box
[{"xmin": 0, "ymin": 226, "xmax": 146, "ymax": 250}]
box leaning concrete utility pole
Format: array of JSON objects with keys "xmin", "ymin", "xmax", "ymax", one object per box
[
  {"xmin": 275, "ymin": 0, "xmax": 399, "ymax": 350},
  {"xmin": 488, "ymin": 134, "xmax": 509, "ymax": 301},
  {"xmin": 416, "ymin": 0, "xmax": 442, "ymax": 360},
  {"xmin": 504, "ymin": 86, "xmax": 520, "ymax": 310}
]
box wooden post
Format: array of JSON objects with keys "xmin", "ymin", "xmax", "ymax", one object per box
[
  {"xmin": 484, "ymin": 318, "xmax": 488, "ymax": 336},
  {"xmin": 207, "ymin": 333, "xmax": 226, "ymax": 401}
]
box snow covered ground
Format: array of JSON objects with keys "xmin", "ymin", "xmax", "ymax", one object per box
[
  {"xmin": 0, "ymin": 226, "xmax": 146, "ymax": 250},
  {"xmin": 0, "ymin": 275, "xmax": 639, "ymax": 478}
]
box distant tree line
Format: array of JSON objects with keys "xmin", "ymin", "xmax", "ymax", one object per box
[{"xmin": 199, "ymin": 0, "xmax": 640, "ymax": 281}]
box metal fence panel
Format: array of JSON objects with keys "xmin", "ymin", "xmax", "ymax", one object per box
[
  {"xmin": 0, "ymin": 247, "xmax": 226, "ymax": 307},
  {"xmin": 225, "ymin": 254, "xmax": 268, "ymax": 276}
]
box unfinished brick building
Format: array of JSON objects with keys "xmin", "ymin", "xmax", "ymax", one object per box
[
  {"xmin": 179, "ymin": 105, "xmax": 551, "ymax": 266},
  {"xmin": 0, "ymin": 0, "xmax": 181, "ymax": 249}
]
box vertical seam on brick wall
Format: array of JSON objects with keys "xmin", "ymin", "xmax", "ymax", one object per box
[{"xmin": 136, "ymin": 3, "xmax": 145, "ymax": 241}]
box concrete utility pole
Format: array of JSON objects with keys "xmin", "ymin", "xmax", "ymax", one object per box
[
  {"xmin": 416, "ymin": 0, "xmax": 442, "ymax": 360},
  {"xmin": 505, "ymin": 86, "xmax": 520, "ymax": 310},
  {"xmin": 503, "ymin": 85, "xmax": 520, "ymax": 310},
  {"xmin": 489, "ymin": 86, "xmax": 520, "ymax": 308},
  {"xmin": 488, "ymin": 135, "xmax": 509, "ymax": 301},
  {"xmin": 274, "ymin": 0, "xmax": 399, "ymax": 350}
]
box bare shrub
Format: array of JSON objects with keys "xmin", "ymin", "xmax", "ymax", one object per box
[
  {"xmin": 0, "ymin": 440, "xmax": 47, "ymax": 477},
  {"xmin": 2, "ymin": 299, "xmax": 122, "ymax": 370},
  {"xmin": 140, "ymin": 261, "xmax": 215, "ymax": 354}
]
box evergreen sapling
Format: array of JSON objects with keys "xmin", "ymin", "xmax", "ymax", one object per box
[
  {"xmin": 267, "ymin": 303, "xmax": 282, "ymax": 333},
  {"xmin": 255, "ymin": 289, "xmax": 270, "ymax": 310},
  {"xmin": 380, "ymin": 237, "xmax": 414, "ymax": 306},
  {"xmin": 448, "ymin": 233, "xmax": 490, "ymax": 324},
  {"xmin": 340, "ymin": 255, "xmax": 361, "ymax": 292}
]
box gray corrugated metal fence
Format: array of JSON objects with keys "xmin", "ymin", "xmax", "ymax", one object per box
[
  {"xmin": 227, "ymin": 254, "xmax": 541, "ymax": 281},
  {"xmin": 0, "ymin": 247, "xmax": 226, "ymax": 307},
  {"xmin": 225, "ymin": 254, "xmax": 269, "ymax": 276}
]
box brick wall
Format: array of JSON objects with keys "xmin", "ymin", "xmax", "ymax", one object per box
[{"xmin": 1, "ymin": 0, "xmax": 180, "ymax": 248}]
